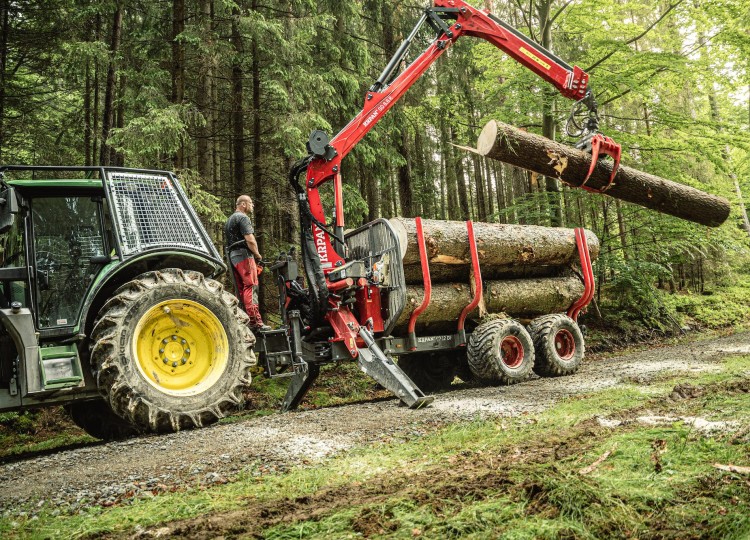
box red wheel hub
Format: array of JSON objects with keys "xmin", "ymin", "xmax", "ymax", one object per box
[
  {"xmin": 554, "ymin": 329, "xmax": 576, "ymax": 361},
  {"xmin": 500, "ymin": 335, "xmax": 524, "ymax": 368}
]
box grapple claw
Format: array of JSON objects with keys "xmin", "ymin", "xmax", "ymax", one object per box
[{"xmin": 577, "ymin": 133, "xmax": 621, "ymax": 193}]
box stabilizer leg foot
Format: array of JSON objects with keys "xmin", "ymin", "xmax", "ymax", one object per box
[
  {"xmin": 357, "ymin": 328, "xmax": 434, "ymax": 409},
  {"xmin": 281, "ymin": 361, "xmax": 320, "ymax": 412}
]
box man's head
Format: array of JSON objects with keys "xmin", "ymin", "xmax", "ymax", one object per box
[{"xmin": 236, "ymin": 195, "xmax": 254, "ymax": 215}]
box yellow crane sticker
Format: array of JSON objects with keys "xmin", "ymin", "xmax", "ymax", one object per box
[{"xmin": 519, "ymin": 47, "xmax": 551, "ymax": 70}]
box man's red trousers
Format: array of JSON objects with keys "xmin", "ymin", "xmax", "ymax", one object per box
[{"xmin": 231, "ymin": 257, "xmax": 264, "ymax": 327}]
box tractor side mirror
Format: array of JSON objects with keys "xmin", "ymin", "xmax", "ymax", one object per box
[{"xmin": 0, "ymin": 187, "xmax": 19, "ymax": 234}]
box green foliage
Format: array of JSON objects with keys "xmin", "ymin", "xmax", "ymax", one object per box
[{"xmin": 0, "ymin": 0, "xmax": 749, "ymax": 326}]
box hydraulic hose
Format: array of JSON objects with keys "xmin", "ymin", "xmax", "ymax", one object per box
[{"xmin": 288, "ymin": 157, "xmax": 329, "ymax": 324}]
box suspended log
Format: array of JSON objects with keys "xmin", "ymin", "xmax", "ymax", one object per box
[
  {"xmin": 390, "ymin": 218, "xmax": 599, "ymax": 270},
  {"xmin": 393, "ymin": 275, "xmax": 583, "ymax": 334},
  {"xmin": 475, "ymin": 120, "xmax": 730, "ymax": 227}
]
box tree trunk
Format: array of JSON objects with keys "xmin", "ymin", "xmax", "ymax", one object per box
[
  {"xmin": 0, "ymin": 0, "xmax": 10, "ymax": 162},
  {"xmin": 452, "ymin": 126, "xmax": 470, "ymax": 220},
  {"xmin": 476, "ymin": 120, "xmax": 730, "ymax": 227},
  {"xmin": 230, "ymin": 5, "xmax": 245, "ymax": 195},
  {"xmin": 84, "ymin": 56, "xmax": 92, "ymax": 166},
  {"xmin": 398, "ymin": 127, "xmax": 414, "ymax": 217},
  {"xmin": 394, "ymin": 275, "xmax": 583, "ymax": 333},
  {"xmin": 113, "ymin": 72, "xmax": 125, "ymax": 166},
  {"xmin": 250, "ymin": 0, "xmax": 265, "ymax": 317},
  {"xmin": 171, "ymin": 0, "xmax": 185, "ymax": 169},
  {"xmin": 390, "ymin": 217, "xmax": 599, "ymax": 267},
  {"xmin": 537, "ymin": 0, "xmax": 563, "ymax": 227},
  {"xmin": 196, "ymin": 0, "xmax": 214, "ymax": 186},
  {"xmin": 99, "ymin": 5, "xmax": 122, "ymax": 166}
]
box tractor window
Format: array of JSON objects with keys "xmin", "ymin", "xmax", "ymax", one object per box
[
  {"xmin": 0, "ymin": 215, "xmax": 27, "ymax": 307},
  {"xmin": 0, "ymin": 215, "xmax": 24, "ymax": 269},
  {"xmin": 31, "ymin": 197, "xmax": 105, "ymax": 329}
]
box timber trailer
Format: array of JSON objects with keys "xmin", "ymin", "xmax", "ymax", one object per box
[{"xmin": 256, "ymin": 0, "xmax": 611, "ymax": 410}]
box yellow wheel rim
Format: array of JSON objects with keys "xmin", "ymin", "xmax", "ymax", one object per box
[{"xmin": 133, "ymin": 300, "xmax": 229, "ymax": 396}]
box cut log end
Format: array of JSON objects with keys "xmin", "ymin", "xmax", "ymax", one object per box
[{"xmin": 476, "ymin": 119, "xmax": 498, "ymax": 156}]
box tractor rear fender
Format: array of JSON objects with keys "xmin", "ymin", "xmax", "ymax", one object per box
[{"xmin": 80, "ymin": 249, "xmax": 225, "ymax": 351}]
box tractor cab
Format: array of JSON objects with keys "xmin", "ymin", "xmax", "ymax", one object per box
[{"xmin": 0, "ymin": 180, "xmax": 109, "ymax": 335}]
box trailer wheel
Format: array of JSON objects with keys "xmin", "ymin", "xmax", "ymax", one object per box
[
  {"xmin": 467, "ymin": 319, "xmax": 534, "ymax": 385},
  {"xmin": 66, "ymin": 400, "xmax": 140, "ymax": 440},
  {"xmin": 398, "ymin": 352, "xmax": 456, "ymax": 392},
  {"xmin": 527, "ymin": 314, "xmax": 584, "ymax": 377},
  {"xmin": 91, "ymin": 269, "xmax": 256, "ymax": 433}
]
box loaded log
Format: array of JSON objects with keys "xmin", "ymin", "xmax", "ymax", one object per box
[
  {"xmin": 401, "ymin": 263, "xmax": 567, "ymax": 284},
  {"xmin": 393, "ymin": 275, "xmax": 584, "ymax": 333},
  {"xmin": 475, "ymin": 120, "xmax": 731, "ymax": 227},
  {"xmin": 390, "ymin": 218, "xmax": 599, "ymax": 275}
]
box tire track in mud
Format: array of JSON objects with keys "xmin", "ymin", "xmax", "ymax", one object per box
[{"xmin": 0, "ymin": 331, "xmax": 747, "ymax": 514}]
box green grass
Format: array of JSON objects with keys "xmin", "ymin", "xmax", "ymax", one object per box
[
  {"xmin": 3, "ymin": 355, "xmax": 748, "ymax": 539},
  {"xmin": 0, "ymin": 409, "xmax": 95, "ymax": 461}
]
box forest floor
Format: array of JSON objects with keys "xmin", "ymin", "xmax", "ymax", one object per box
[{"xmin": 0, "ymin": 328, "xmax": 748, "ymax": 538}]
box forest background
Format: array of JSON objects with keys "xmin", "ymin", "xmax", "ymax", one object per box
[{"xmin": 2, "ymin": 0, "xmax": 750, "ymax": 333}]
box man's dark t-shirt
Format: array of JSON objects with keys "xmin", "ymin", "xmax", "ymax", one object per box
[{"xmin": 225, "ymin": 211, "xmax": 254, "ymax": 265}]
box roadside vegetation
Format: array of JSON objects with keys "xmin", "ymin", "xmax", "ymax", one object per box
[{"xmin": 1, "ymin": 353, "xmax": 748, "ymax": 539}]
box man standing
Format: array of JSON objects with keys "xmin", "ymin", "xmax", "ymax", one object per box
[{"xmin": 225, "ymin": 195, "xmax": 270, "ymax": 331}]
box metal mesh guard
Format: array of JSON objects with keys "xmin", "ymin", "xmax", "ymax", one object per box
[
  {"xmin": 345, "ymin": 219, "xmax": 406, "ymax": 336},
  {"xmin": 107, "ymin": 172, "xmax": 209, "ymax": 256}
]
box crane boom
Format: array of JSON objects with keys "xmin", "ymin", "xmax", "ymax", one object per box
[{"xmin": 289, "ymin": 0, "xmax": 618, "ymax": 354}]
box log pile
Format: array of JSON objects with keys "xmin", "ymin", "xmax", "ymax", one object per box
[
  {"xmin": 388, "ymin": 218, "xmax": 596, "ymax": 333},
  {"xmin": 475, "ymin": 120, "xmax": 731, "ymax": 227}
]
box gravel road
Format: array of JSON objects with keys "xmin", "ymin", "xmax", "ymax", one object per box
[{"xmin": 1, "ymin": 330, "xmax": 748, "ymax": 517}]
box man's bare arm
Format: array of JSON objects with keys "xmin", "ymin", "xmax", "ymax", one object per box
[{"xmin": 244, "ymin": 233, "xmax": 262, "ymax": 260}]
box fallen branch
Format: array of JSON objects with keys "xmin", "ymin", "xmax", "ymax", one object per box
[
  {"xmin": 713, "ymin": 463, "xmax": 750, "ymax": 475},
  {"xmin": 579, "ymin": 445, "xmax": 617, "ymax": 475}
]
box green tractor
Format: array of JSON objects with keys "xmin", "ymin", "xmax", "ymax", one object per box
[{"xmin": 0, "ymin": 166, "xmax": 256, "ymax": 440}]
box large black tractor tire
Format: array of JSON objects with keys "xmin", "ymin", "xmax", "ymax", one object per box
[
  {"xmin": 398, "ymin": 352, "xmax": 457, "ymax": 393},
  {"xmin": 527, "ymin": 314, "xmax": 584, "ymax": 377},
  {"xmin": 467, "ymin": 319, "xmax": 534, "ymax": 385},
  {"xmin": 91, "ymin": 269, "xmax": 256, "ymax": 433},
  {"xmin": 66, "ymin": 399, "xmax": 140, "ymax": 440}
]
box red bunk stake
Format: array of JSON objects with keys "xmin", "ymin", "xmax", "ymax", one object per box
[
  {"xmin": 567, "ymin": 227, "xmax": 595, "ymax": 321},
  {"xmin": 457, "ymin": 220, "xmax": 483, "ymax": 346},
  {"xmin": 407, "ymin": 217, "xmax": 432, "ymax": 351}
]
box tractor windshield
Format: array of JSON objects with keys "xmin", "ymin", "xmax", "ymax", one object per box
[{"xmin": 31, "ymin": 196, "xmax": 106, "ymax": 329}]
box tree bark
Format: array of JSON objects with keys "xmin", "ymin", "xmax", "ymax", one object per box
[
  {"xmin": 402, "ymin": 262, "xmax": 568, "ymax": 285},
  {"xmin": 171, "ymin": 0, "xmax": 185, "ymax": 169},
  {"xmin": 0, "ymin": 0, "xmax": 10, "ymax": 162},
  {"xmin": 99, "ymin": 5, "xmax": 122, "ymax": 166},
  {"xmin": 476, "ymin": 120, "xmax": 730, "ymax": 227},
  {"xmin": 393, "ymin": 275, "xmax": 583, "ymax": 333},
  {"xmin": 230, "ymin": 5, "xmax": 245, "ymax": 195},
  {"xmin": 390, "ymin": 217, "xmax": 599, "ymax": 268},
  {"xmin": 196, "ymin": 0, "xmax": 214, "ymax": 186}
]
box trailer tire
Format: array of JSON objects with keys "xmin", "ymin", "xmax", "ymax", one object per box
[
  {"xmin": 467, "ymin": 319, "xmax": 534, "ymax": 384},
  {"xmin": 527, "ymin": 314, "xmax": 584, "ymax": 377},
  {"xmin": 398, "ymin": 352, "xmax": 456, "ymax": 393},
  {"xmin": 66, "ymin": 400, "xmax": 140, "ymax": 440},
  {"xmin": 91, "ymin": 269, "xmax": 256, "ymax": 433}
]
